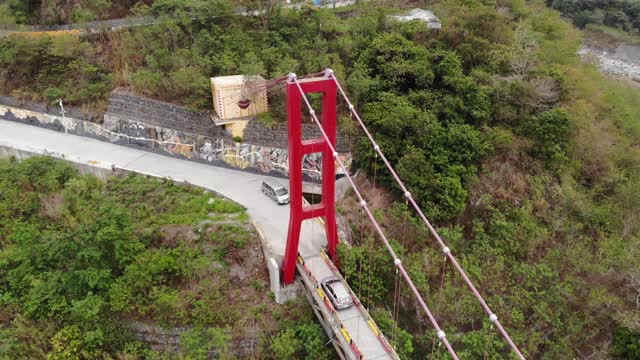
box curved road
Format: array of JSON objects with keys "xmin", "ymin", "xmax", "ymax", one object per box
[
  {"xmin": 0, "ymin": 119, "xmax": 397, "ymax": 359},
  {"xmin": 0, "ymin": 120, "xmax": 325, "ymax": 262}
]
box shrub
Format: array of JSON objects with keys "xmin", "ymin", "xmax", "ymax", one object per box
[
  {"xmin": 612, "ymin": 326, "xmax": 640, "ymax": 359},
  {"xmin": 522, "ymin": 108, "xmax": 571, "ymax": 166},
  {"xmin": 270, "ymin": 328, "xmax": 301, "ymax": 358}
]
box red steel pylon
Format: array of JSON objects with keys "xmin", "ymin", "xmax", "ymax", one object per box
[{"xmin": 282, "ymin": 72, "xmax": 339, "ymax": 285}]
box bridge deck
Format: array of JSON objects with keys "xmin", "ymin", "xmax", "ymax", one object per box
[{"xmin": 297, "ymin": 250, "xmax": 398, "ymax": 360}]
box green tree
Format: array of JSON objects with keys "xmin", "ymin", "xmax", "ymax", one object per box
[
  {"xmin": 522, "ymin": 108, "xmax": 570, "ymax": 165},
  {"xmin": 270, "ymin": 328, "xmax": 303, "ymax": 358},
  {"xmin": 357, "ymin": 32, "xmax": 433, "ymax": 96},
  {"xmin": 8, "ymin": 0, "xmax": 41, "ymax": 24}
]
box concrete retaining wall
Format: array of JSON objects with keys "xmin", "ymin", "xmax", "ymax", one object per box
[{"xmin": 0, "ymin": 96, "xmax": 352, "ymax": 183}]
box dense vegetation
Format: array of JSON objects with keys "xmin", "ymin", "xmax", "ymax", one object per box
[
  {"xmin": 332, "ymin": 2, "xmax": 640, "ymax": 359},
  {"xmin": 550, "ymin": 0, "xmax": 640, "ymax": 35},
  {"xmin": 0, "ymin": 157, "xmax": 331, "ymax": 359},
  {"xmin": 3, "ymin": 0, "xmax": 151, "ymax": 25},
  {"xmin": 1, "ymin": 0, "xmax": 640, "ymax": 358}
]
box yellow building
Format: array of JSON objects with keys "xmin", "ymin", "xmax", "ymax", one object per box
[{"xmin": 210, "ymin": 75, "xmax": 268, "ymax": 137}]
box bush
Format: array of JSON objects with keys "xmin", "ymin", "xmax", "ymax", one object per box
[
  {"xmin": 181, "ymin": 326, "xmax": 233, "ymax": 359},
  {"xmin": 522, "ymin": 108, "xmax": 571, "ymax": 165},
  {"xmin": 0, "ymin": 157, "xmax": 257, "ymax": 357},
  {"xmin": 612, "ymin": 326, "xmax": 640, "ymax": 359},
  {"xmin": 131, "ymin": 69, "xmax": 167, "ymax": 96},
  {"xmin": 270, "ymin": 328, "xmax": 302, "ymax": 358}
]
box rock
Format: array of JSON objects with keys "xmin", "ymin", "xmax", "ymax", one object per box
[{"xmin": 579, "ymin": 43, "xmax": 640, "ymax": 82}]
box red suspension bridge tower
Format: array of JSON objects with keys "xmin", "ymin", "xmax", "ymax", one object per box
[
  {"xmin": 273, "ymin": 69, "xmax": 524, "ymax": 359},
  {"xmin": 282, "ymin": 71, "xmax": 339, "ymax": 285}
]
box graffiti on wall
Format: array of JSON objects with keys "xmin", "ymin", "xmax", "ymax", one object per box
[
  {"xmin": 0, "ymin": 103, "xmax": 352, "ymax": 182},
  {"xmin": 114, "ymin": 116, "xmax": 352, "ymax": 181},
  {"xmin": 195, "ymin": 139, "xmax": 351, "ymax": 181}
]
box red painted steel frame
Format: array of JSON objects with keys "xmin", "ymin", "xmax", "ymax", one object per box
[{"xmin": 282, "ymin": 76, "xmax": 338, "ymax": 285}]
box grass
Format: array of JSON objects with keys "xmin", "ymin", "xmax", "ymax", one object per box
[{"xmin": 585, "ymin": 24, "xmax": 640, "ymax": 46}]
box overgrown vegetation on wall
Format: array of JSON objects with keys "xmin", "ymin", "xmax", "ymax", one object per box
[
  {"xmin": 0, "ymin": 157, "xmax": 330, "ymax": 359},
  {"xmin": 5, "ymin": 0, "xmax": 151, "ymax": 25}
]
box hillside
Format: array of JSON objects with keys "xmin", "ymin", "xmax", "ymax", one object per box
[
  {"xmin": 550, "ymin": 0, "xmax": 640, "ymax": 38},
  {"xmin": 1, "ymin": 0, "xmax": 640, "ymax": 358},
  {"xmin": 0, "ymin": 157, "xmax": 332, "ymax": 359}
]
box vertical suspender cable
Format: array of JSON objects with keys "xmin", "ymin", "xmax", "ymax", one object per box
[
  {"xmin": 330, "ymin": 72, "xmax": 526, "ymax": 360},
  {"xmin": 484, "ymin": 322, "xmax": 495, "ymax": 360},
  {"xmin": 358, "ymin": 208, "xmax": 364, "ymax": 300},
  {"xmin": 290, "ymin": 73, "xmax": 460, "ymax": 360}
]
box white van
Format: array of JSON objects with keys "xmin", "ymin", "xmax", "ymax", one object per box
[{"xmin": 261, "ymin": 181, "xmax": 290, "ymax": 205}]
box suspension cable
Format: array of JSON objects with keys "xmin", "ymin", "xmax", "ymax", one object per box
[
  {"xmin": 366, "ymin": 219, "xmax": 373, "ymax": 312},
  {"xmin": 290, "ymin": 73, "xmax": 460, "ymax": 360},
  {"xmin": 330, "ymin": 71, "xmax": 526, "ymax": 360},
  {"xmin": 392, "ymin": 201, "xmax": 408, "ymax": 343},
  {"xmin": 392, "ymin": 264, "xmax": 400, "ymax": 343}
]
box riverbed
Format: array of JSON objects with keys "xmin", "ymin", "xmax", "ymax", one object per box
[{"xmin": 579, "ymin": 42, "xmax": 640, "ymax": 82}]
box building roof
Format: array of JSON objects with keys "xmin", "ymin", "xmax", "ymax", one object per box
[
  {"xmin": 211, "ymin": 75, "xmax": 266, "ymax": 88},
  {"xmin": 388, "ymin": 8, "xmax": 441, "ymax": 29}
]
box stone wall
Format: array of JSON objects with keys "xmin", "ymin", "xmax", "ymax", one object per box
[
  {"xmin": 106, "ymin": 89, "xmax": 230, "ymax": 138},
  {"xmin": 107, "ymin": 88, "xmax": 350, "ymax": 152},
  {"xmin": 0, "ymin": 95, "xmax": 351, "ymax": 183},
  {"xmin": 243, "ymin": 120, "xmax": 350, "ymax": 152},
  {"xmin": 0, "ymin": 95, "xmax": 95, "ymax": 121}
]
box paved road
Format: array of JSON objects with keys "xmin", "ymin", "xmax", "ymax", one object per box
[
  {"xmin": 0, "ymin": 120, "xmax": 325, "ymax": 263},
  {"xmin": 0, "ymin": 119, "xmax": 398, "ymax": 359}
]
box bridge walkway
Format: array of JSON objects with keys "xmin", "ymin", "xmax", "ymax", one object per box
[{"xmin": 297, "ymin": 249, "xmax": 398, "ymax": 360}]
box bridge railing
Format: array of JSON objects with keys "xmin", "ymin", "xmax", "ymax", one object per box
[
  {"xmin": 300, "ymin": 196, "xmax": 397, "ymax": 358},
  {"xmin": 297, "ymin": 254, "xmax": 365, "ymax": 359},
  {"xmin": 317, "ymin": 249, "xmax": 397, "ymax": 356}
]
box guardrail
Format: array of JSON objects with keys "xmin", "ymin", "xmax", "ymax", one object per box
[
  {"xmin": 297, "ymin": 251, "xmax": 398, "ymax": 360},
  {"xmin": 299, "ymin": 196, "xmax": 397, "ymax": 359},
  {"xmin": 297, "ymin": 254, "xmax": 361, "ymax": 359},
  {"xmin": 318, "ymin": 249, "xmax": 397, "ymax": 357}
]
